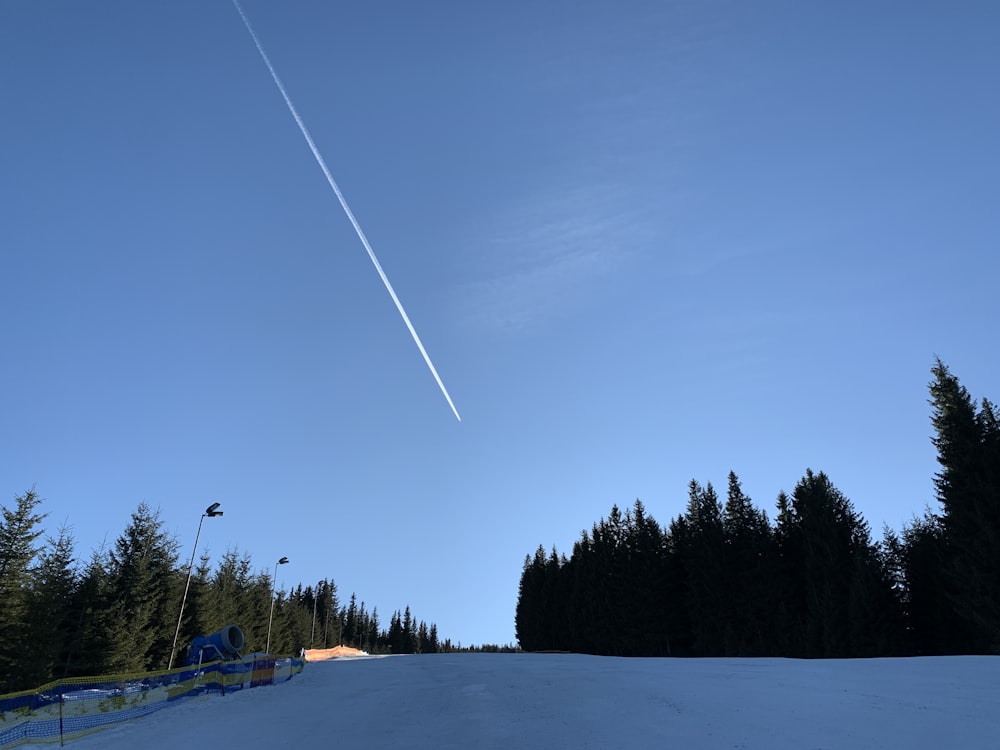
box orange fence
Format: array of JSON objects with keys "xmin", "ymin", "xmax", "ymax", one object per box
[{"xmin": 303, "ymin": 646, "xmax": 366, "ymax": 661}]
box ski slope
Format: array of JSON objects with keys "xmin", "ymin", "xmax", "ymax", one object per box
[{"xmin": 21, "ymin": 653, "xmax": 1000, "ymax": 749}]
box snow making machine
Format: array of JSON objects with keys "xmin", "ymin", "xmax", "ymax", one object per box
[
  {"xmin": 181, "ymin": 625, "xmax": 282, "ymax": 692},
  {"xmin": 183, "ymin": 624, "xmax": 246, "ymax": 667}
]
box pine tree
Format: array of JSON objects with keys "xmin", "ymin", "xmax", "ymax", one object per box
[
  {"xmin": 251, "ymin": 566, "xmax": 278, "ymax": 654},
  {"xmin": 769, "ymin": 490, "xmax": 800, "ymax": 654},
  {"xmin": 540, "ymin": 548, "xmax": 568, "ymax": 651},
  {"xmin": 269, "ymin": 586, "xmax": 307, "ymax": 655},
  {"xmin": 721, "ymin": 472, "xmax": 776, "ymax": 656},
  {"xmin": 320, "ymin": 579, "xmax": 341, "ymax": 648},
  {"xmin": 367, "ymin": 607, "xmax": 380, "ymax": 653},
  {"xmin": 387, "ymin": 610, "xmax": 404, "ymax": 653},
  {"xmin": 0, "ymin": 488, "xmax": 47, "ymax": 691},
  {"xmin": 565, "ymin": 533, "xmax": 598, "ymax": 653},
  {"xmin": 206, "ymin": 548, "xmax": 255, "ymax": 638},
  {"xmin": 428, "ymin": 623, "xmax": 440, "ymax": 654},
  {"xmin": 930, "ymin": 359, "xmax": 1000, "ymax": 651},
  {"xmin": 344, "ymin": 593, "xmax": 359, "ymax": 648},
  {"xmin": 402, "ymin": 606, "xmax": 417, "ymax": 654},
  {"xmin": 23, "ymin": 526, "xmax": 78, "ymax": 687},
  {"xmin": 895, "ymin": 513, "xmax": 969, "ymax": 653},
  {"xmin": 104, "ymin": 503, "xmax": 180, "ymax": 672},
  {"xmin": 417, "ymin": 620, "xmax": 431, "ymax": 654},
  {"xmin": 68, "ymin": 545, "xmax": 116, "ymax": 677},
  {"xmin": 586, "ymin": 509, "xmax": 629, "ymax": 655},
  {"xmin": 357, "ymin": 601, "xmax": 370, "ymax": 652},
  {"xmin": 619, "ymin": 500, "xmax": 668, "ymax": 656},
  {"xmin": 663, "ymin": 516, "xmax": 694, "ymax": 656},
  {"xmin": 677, "ymin": 481, "xmax": 727, "ymax": 655},
  {"xmin": 176, "ymin": 551, "xmax": 213, "ymax": 652},
  {"xmin": 270, "ymin": 586, "xmax": 295, "ymax": 655},
  {"xmin": 846, "ymin": 534, "xmax": 906, "ymax": 657},
  {"xmin": 515, "ymin": 546, "xmax": 549, "ymax": 651},
  {"xmin": 777, "ymin": 470, "xmax": 900, "ymax": 657}
]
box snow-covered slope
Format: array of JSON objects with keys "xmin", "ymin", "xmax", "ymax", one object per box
[{"xmin": 22, "ymin": 653, "xmax": 1000, "ymax": 749}]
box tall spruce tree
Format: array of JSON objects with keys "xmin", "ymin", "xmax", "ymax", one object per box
[
  {"xmin": 319, "ymin": 578, "xmax": 341, "ymax": 648},
  {"xmin": 67, "ymin": 545, "xmax": 115, "ymax": 677},
  {"xmin": 104, "ymin": 503, "xmax": 180, "ymax": 672},
  {"xmin": 387, "ymin": 610, "xmax": 404, "ymax": 653},
  {"xmin": 367, "ymin": 607, "xmax": 380, "ymax": 653},
  {"xmin": 267, "ymin": 588, "xmax": 291, "ymax": 654},
  {"xmin": 663, "ymin": 515, "xmax": 694, "ymax": 656},
  {"xmin": 721, "ymin": 472, "xmax": 776, "ymax": 656},
  {"xmin": 344, "ymin": 593, "xmax": 359, "ymax": 648},
  {"xmin": 929, "ymin": 359, "xmax": 1000, "ymax": 651},
  {"xmin": 23, "ymin": 526, "xmax": 78, "ymax": 687},
  {"xmin": 206, "ymin": 548, "xmax": 254, "ymax": 638},
  {"xmin": 0, "ymin": 489, "xmax": 47, "ymax": 691},
  {"xmin": 174, "ymin": 551, "xmax": 212, "ymax": 654},
  {"xmin": 428, "ymin": 621, "xmax": 440, "ymax": 653},
  {"xmin": 246, "ymin": 569, "xmax": 276, "ymax": 653},
  {"xmin": 357, "ymin": 601, "xmax": 372, "ymax": 652},
  {"xmin": 282, "ymin": 584, "xmax": 312, "ymax": 654},
  {"xmin": 515, "ymin": 546, "xmax": 549, "ymax": 652},
  {"xmin": 539, "ymin": 548, "xmax": 567, "ymax": 652},
  {"xmin": 676, "ymin": 481, "xmax": 727, "ymax": 655},
  {"xmin": 565, "ymin": 533, "xmax": 601, "ymax": 653},
  {"xmin": 402, "ymin": 606, "xmax": 418, "ymax": 654},
  {"xmin": 621, "ymin": 500, "xmax": 669, "ymax": 656},
  {"xmin": 776, "ymin": 470, "xmax": 900, "ymax": 657}
]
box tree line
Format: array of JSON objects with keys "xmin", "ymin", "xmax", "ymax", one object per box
[
  {"xmin": 516, "ymin": 360, "xmax": 1000, "ymax": 657},
  {"xmin": 0, "ymin": 498, "xmax": 454, "ymax": 694}
]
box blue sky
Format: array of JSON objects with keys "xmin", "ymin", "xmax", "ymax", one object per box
[{"xmin": 2, "ymin": 1, "xmax": 997, "ymax": 647}]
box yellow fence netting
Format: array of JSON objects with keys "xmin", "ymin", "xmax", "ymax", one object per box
[{"xmin": 0, "ymin": 655, "xmax": 305, "ymax": 749}]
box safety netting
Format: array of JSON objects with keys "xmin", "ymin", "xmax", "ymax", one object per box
[
  {"xmin": 0, "ymin": 655, "xmax": 304, "ymax": 749},
  {"xmin": 303, "ymin": 646, "xmax": 367, "ymax": 661}
]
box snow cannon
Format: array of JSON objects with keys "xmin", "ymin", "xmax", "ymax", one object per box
[{"xmin": 184, "ymin": 625, "xmax": 246, "ymax": 666}]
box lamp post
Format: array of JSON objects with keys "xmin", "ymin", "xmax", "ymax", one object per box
[
  {"xmin": 168, "ymin": 502, "xmax": 224, "ymax": 670},
  {"xmin": 310, "ymin": 583, "xmax": 318, "ymax": 649},
  {"xmin": 265, "ymin": 556, "xmax": 289, "ymax": 654}
]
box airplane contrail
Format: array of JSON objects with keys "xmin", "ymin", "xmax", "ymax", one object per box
[{"xmin": 231, "ymin": 0, "xmax": 461, "ymax": 422}]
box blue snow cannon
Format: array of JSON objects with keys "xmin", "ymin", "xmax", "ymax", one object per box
[{"xmin": 184, "ymin": 625, "xmax": 246, "ymax": 666}]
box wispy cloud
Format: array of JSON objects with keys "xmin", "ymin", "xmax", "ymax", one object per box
[
  {"xmin": 457, "ymin": 182, "xmax": 650, "ymax": 333},
  {"xmin": 450, "ymin": 4, "xmax": 730, "ymax": 335}
]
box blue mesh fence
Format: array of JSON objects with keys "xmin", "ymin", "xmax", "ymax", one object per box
[{"xmin": 0, "ymin": 655, "xmax": 304, "ymax": 749}]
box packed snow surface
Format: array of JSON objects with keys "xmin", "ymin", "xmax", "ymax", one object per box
[{"xmin": 23, "ymin": 653, "xmax": 1000, "ymax": 749}]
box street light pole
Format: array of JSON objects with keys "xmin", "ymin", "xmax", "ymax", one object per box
[
  {"xmin": 311, "ymin": 585, "xmax": 318, "ymax": 649},
  {"xmin": 265, "ymin": 556, "xmax": 289, "ymax": 654},
  {"xmin": 324, "ymin": 605, "xmax": 331, "ymax": 648},
  {"xmin": 168, "ymin": 502, "xmax": 223, "ymax": 670}
]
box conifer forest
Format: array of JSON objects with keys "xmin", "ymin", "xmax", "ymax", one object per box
[
  {"xmin": 0, "ymin": 497, "xmax": 457, "ymax": 694},
  {"xmin": 2, "ymin": 360, "xmax": 996, "ymax": 694},
  {"xmin": 516, "ymin": 360, "xmax": 1000, "ymax": 657}
]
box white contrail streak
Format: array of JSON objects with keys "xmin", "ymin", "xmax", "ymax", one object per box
[{"xmin": 231, "ymin": 0, "xmax": 461, "ymax": 422}]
